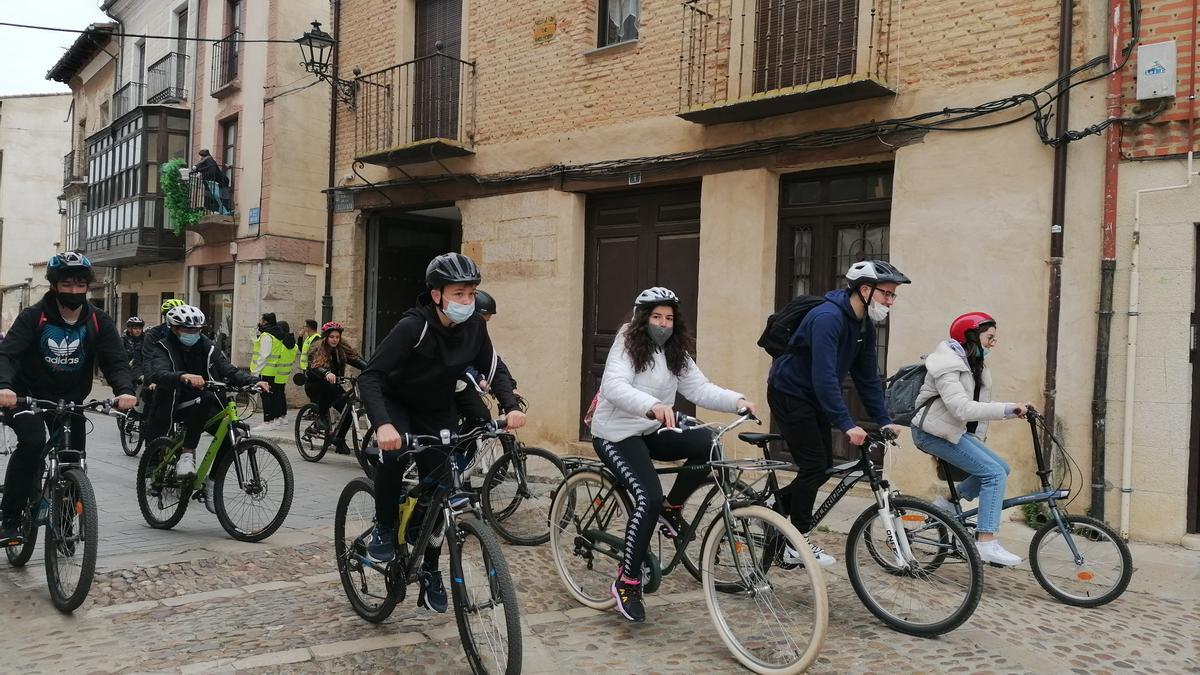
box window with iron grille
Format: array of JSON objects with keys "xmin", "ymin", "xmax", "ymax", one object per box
[{"xmin": 597, "ymin": 0, "xmax": 638, "ymax": 47}]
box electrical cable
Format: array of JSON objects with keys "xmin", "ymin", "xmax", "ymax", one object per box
[{"xmin": 0, "ymin": 21, "xmax": 298, "ymax": 44}]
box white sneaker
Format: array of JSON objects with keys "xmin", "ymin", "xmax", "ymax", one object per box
[
  {"xmin": 931, "ymin": 495, "xmax": 956, "ymax": 514},
  {"xmin": 976, "ymin": 539, "xmax": 1022, "ymax": 567},
  {"xmin": 783, "ymin": 540, "xmax": 837, "ymax": 568},
  {"xmin": 272, "ymin": 417, "xmax": 288, "ymax": 429},
  {"xmin": 250, "ymin": 422, "xmax": 274, "ymax": 433},
  {"xmin": 175, "ymin": 453, "xmax": 196, "ymax": 478}
]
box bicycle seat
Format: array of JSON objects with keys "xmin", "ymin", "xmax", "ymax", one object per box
[{"xmin": 738, "ymin": 433, "xmax": 783, "ymax": 446}]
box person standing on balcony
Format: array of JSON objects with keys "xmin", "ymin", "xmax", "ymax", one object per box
[{"xmin": 193, "ymin": 149, "xmax": 232, "ymax": 216}]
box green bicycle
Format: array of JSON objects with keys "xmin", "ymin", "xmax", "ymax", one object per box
[{"xmin": 136, "ymin": 381, "xmax": 294, "ymax": 542}]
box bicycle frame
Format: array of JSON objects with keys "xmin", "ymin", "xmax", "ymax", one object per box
[{"xmin": 155, "ymin": 396, "xmax": 244, "ymax": 491}]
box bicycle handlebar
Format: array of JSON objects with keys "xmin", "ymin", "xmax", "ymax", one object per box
[
  {"xmin": 199, "ymin": 381, "xmax": 266, "ymax": 394},
  {"xmin": 17, "ymin": 397, "xmax": 117, "ymax": 415},
  {"xmin": 363, "ymin": 418, "xmax": 511, "ymax": 461}
]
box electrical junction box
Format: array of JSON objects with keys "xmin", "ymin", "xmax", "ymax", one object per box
[{"xmin": 1136, "ymin": 40, "xmax": 1176, "ymax": 100}]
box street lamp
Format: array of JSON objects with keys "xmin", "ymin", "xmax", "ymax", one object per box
[
  {"xmin": 297, "ymin": 20, "xmax": 356, "ymax": 108},
  {"xmin": 57, "ymin": 195, "xmax": 67, "ymax": 216}
]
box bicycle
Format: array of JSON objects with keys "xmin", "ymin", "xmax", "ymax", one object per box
[
  {"xmin": 1, "ymin": 398, "xmax": 117, "ymax": 612},
  {"xmin": 924, "ymin": 407, "xmax": 1132, "ymax": 607},
  {"xmin": 737, "ymin": 428, "xmax": 984, "ymax": 637},
  {"xmin": 115, "ymin": 379, "xmax": 148, "ymax": 457},
  {"xmin": 549, "ymin": 411, "xmax": 828, "ymax": 674},
  {"xmin": 294, "ymin": 375, "xmax": 374, "ymax": 474},
  {"xmin": 136, "ymin": 381, "xmax": 294, "ymax": 542},
  {"xmin": 334, "ymin": 421, "xmax": 522, "ymax": 674}
]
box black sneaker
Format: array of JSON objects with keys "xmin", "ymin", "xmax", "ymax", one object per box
[
  {"xmin": 610, "ymin": 577, "xmax": 645, "ymax": 622},
  {"xmin": 366, "ymin": 524, "xmax": 396, "ymax": 563},
  {"xmin": 658, "ymin": 502, "xmax": 686, "ymax": 539},
  {"xmin": 418, "ymin": 569, "xmax": 448, "ymax": 613},
  {"xmin": 0, "ymin": 521, "xmax": 23, "ymax": 548}
]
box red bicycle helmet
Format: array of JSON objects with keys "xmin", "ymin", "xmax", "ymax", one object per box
[
  {"xmin": 321, "ymin": 321, "xmax": 344, "ymax": 335},
  {"xmin": 949, "ymin": 312, "xmax": 996, "ymax": 345}
]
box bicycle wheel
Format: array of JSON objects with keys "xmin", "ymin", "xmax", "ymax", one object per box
[
  {"xmin": 294, "ymin": 403, "xmax": 328, "ymax": 462},
  {"xmin": 213, "ymin": 438, "xmax": 294, "ymax": 542},
  {"xmin": 5, "ymin": 503, "xmax": 39, "ymax": 567},
  {"xmin": 547, "ymin": 469, "xmax": 631, "ymax": 609},
  {"xmin": 845, "ymin": 495, "xmax": 983, "ymax": 637},
  {"xmin": 702, "ymin": 505, "xmax": 827, "ymax": 674},
  {"xmin": 235, "ymin": 391, "xmax": 257, "ymax": 421},
  {"xmin": 136, "ymin": 438, "xmax": 190, "ymax": 530},
  {"xmin": 44, "ymin": 468, "xmax": 98, "ymax": 613},
  {"xmin": 334, "ymin": 477, "xmax": 399, "ymax": 622},
  {"xmin": 450, "ymin": 516, "xmax": 522, "ymax": 674},
  {"xmin": 1029, "ymin": 514, "xmax": 1132, "ymax": 607},
  {"xmin": 118, "ymin": 413, "xmax": 142, "ymax": 457},
  {"xmin": 480, "ymin": 445, "xmax": 564, "ymax": 546},
  {"xmin": 681, "ymin": 479, "xmax": 760, "ymax": 583}
]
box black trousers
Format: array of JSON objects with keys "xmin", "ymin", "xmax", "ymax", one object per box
[
  {"xmin": 767, "ymin": 386, "xmax": 834, "ymax": 534},
  {"xmin": 178, "ymin": 393, "xmax": 232, "ymax": 458},
  {"xmin": 305, "ymin": 380, "xmax": 346, "ymax": 421},
  {"xmin": 1, "ymin": 409, "xmax": 86, "ymax": 523},
  {"xmin": 592, "ymin": 428, "xmax": 713, "ymax": 580},
  {"xmin": 264, "ymin": 381, "xmax": 286, "ymax": 421}
]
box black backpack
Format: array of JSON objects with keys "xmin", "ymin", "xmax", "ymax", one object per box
[
  {"xmin": 757, "ymin": 295, "xmax": 826, "ymax": 358},
  {"xmin": 885, "ymin": 360, "xmax": 937, "ymax": 426}
]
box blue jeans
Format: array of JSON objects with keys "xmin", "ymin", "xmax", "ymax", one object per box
[
  {"xmin": 911, "ymin": 428, "xmax": 1010, "ymax": 533},
  {"xmin": 206, "ymin": 181, "xmax": 232, "ymax": 215}
]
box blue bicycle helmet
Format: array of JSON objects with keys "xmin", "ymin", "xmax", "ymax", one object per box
[{"xmin": 46, "ymin": 252, "xmax": 95, "ymax": 284}]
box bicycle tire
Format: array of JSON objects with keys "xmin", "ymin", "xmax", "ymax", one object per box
[
  {"xmin": 845, "ymin": 495, "xmax": 983, "ymax": 637},
  {"xmin": 450, "ymin": 516, "xmax": 523, "ymax": 674},
  {"xmin": 118, "ymin": 414, "xmax": 140, "ymax": 457},
  {"xmin": 334, "ymin": 476, "xmax": 399, "ymax": 622},
  {"xmin": 547, "ymin": 469, "xmax": 632, "ymax": 610},
  {"xmin": 1029, "ymin": 514, "xmax": 1132, "ymax": 607},
  {"xmin": 294, "ymin": 404, "xmax": 328, "ymax": 462},
  {"xmin": 213, "ymin": 437, "xmax": 294, "ymax": 543},
  {"xmin": 702, "ymin": 505, "xmax": 827, "ymax": 674},
  {"xmin": 681, "ymin": 480, "xmax": 758, "ymax": 583},
  {"xmin": 136, "ymin": 438, "xmax": 190, "ymax": 530},
  {"xmin": 480, "ymin": 445, "xmax": 564, "ymax": 546},
  {"xmin": 44, "ymin": 468, "xmax": 98, "ymax": 613},
  {"xmin": 4, "ymin": 504, "xmax": 38, "ymax": 567}
]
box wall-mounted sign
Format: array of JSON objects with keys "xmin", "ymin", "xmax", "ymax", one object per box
[
  {"xmin": 334, "ymin": 190, "xmax": 355, "ymax": 213},
  {"xmin": 533, "ymin": 17, "xmax": 557, "ymax": 43},
  {"xmin": 248, "ymin": 207, "xmax": 260, "ymax": 225}
]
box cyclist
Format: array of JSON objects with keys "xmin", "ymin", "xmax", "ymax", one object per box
[
  {"xmin": 358, "ymin": 252, "xmax": 526, "ymax": 613},
  {"xmin": 458, "ymin": 289, "xmax": 522, "ymax": 429},
  {"xmin": 303, "ymin": 321, "xmax": 367, "ymax": 435},
  {"xmin": 912, "ymin": 312, "xmax": 1032, "ymax": 567},
  {"xmin": 123, "ymin": 316, "xmax": 147, "ymax": 382},
  {"xmin": 767, "ymin": 260, "xmax": 909, "ymax": 567},
  {"xmin": 590, "ymin": 286, "xmax": 755, "ymax": 622},
  {"xmin": 0, "ymin": 253, "xmax": 137, "ymax": 545},
  {"xmin": 143, "ymin": 305, "xmax": 269, "ymax": 509},
  {"xmin": 141, "ymin": 299, "xmax": 188, "ymax": 442}
]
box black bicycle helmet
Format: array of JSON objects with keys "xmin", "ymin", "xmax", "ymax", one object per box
[
  {"xmin": 425, "ymin": 252, "xmax": 481, "ymax": 289},
  {"xmin": 46, "ymin": 252, "xmax": 95, "ymax": 284},
  {"xmin": 475, "ymin": 289, "xmax": 497, "ymax": 315},
  {"xmin": 844, "ymin": 260, "xmax": 911, "ymax": 287}
]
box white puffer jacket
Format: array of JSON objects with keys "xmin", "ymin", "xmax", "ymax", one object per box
[
  {"xmin": 913, "ymin": 340, "xmax": 1013, "ymax": 444},
  {"xmin": 590, "ymin": 326, "xmax": 744, "ymax": 442}
]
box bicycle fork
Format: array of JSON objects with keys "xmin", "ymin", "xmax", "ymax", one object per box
[{"xmin": 872, "ymin": 487, "xmax": 916, "ymax": 568}]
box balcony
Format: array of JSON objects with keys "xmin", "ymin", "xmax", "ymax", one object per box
[
  {"xmin": 147, "ymin": 52, "xmax": 189, "ymax": 103},
  {"xmin": 113, "ymin": 81, "xmax": 145, "ymax": 119},
  {"xmin": 211, "ymin": 32, "xmax": 241, "ymax": 96},
  {"xmin": 187, "ymin": 170, "xmax": 238, "ymax": 242},
  {"xmin": 677, "ymin": 0, "xmax": 895, "ymax": 125},
  {"xmin": 63, "ymin": 150, "xmax": 85, "ymax": 186},
  {"xmin": 82, "ymin": 198, "xmax": 185, "ymax": 265},
  {"xmin": 354, "ymin": 51, "xmax": 476, "ymax": 167}
]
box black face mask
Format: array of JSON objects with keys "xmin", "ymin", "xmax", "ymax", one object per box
[{"xmin": 57, "ymin": 292, "xmax": 87, "ymax": 310}]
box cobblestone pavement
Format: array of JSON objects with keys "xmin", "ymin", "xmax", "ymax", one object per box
[{"xmin": 1, "ymin": 410, "xmax": 1198, "ymax": 673}]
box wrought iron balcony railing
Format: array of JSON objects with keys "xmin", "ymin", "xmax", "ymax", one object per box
[
  {"xmin": 188, "ymin": 170, "xmax": 236, "ymax": 217},
  {"xmin": 113, "ymin": 81, "xmax": 145, "ymax": 119},
  {"xmin": 354, "ymin": 51, "xmax": 476, "ymax": 165},
  {"xmin": 211, "ymin": 32, "xmax": 241, "ymax": 94},
  {"xmin": 148, "ymin": 52, "xmax": 189, "ymax": 103},
  {"xmin": 63, "ymin": 150, "xmax": 84, "ymax": 185}
]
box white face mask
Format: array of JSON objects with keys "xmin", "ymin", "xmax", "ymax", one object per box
[{"xmin": 867, "ymin": 302, "xmax": 890, "ymax": 323}]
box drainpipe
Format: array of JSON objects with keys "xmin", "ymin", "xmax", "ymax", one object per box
[
  {"xmin": 321, "ymin": 0, "xmax": 342, "ymax": 324},
  {"xmin": 1041, "ymin": 0, "xmax": 1076, "ymax": 451},
  {"xmin": 1091, "ymin": 0, "xmax": 1125, "ymax": 522}
]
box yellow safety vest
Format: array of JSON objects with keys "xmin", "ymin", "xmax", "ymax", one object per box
[
  {"xmin": 250, "ymin": 333, "xmax": 267, "ymax": 375},
  {"xmin": 271, "ymin": 338, "xmax": 298, "ymax": 384},
  {"xmin": 298, "ymin": 333, "xmax": 320, "ymax": 371}
]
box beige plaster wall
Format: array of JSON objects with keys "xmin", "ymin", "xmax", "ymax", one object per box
[{"xmin": 115, "ymin": 263, "xmax": 186, "ymax": 319}]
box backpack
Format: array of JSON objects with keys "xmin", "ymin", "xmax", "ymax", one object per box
[
  {"xmin": 757, "ymin": 295, "xmax": 826, "ymax": 358},
  {"xmin": 885, "ymin": 360, "xmax": 937, "ymax": 427}
]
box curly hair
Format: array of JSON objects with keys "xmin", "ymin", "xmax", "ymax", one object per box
[
  {"xmin": 622, "ymin": 304, "xmax": 695, "ymax": 376},
  {"xmin": 310, "ymin": 336, "xmax": 361, "ymax": 371}
]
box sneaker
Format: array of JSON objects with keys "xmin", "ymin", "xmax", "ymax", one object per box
[
  {"xmin": 366, "ymin": 524, "xmax": 396, "ymax": 563},
  {"xmin": 250, "ymin": 422, "xmax": 275, "ymax": 433},
  {"xmin": 610, "ymin": 577, "xmax": 645, "ymax": 622},
  {"xmin": 0, "ymin": 521, "xmax": 23, "ymax": 548},
  {"xmin": 657, "ymin": 502, "xmax": 686, "ymax": 539},
  {"xmin": 783, "ymin": 539, "xmax": 837, "ymax": 568},
  {"xmin": 175, "ymin": 453, "xmax": 196, "ymax": 478},
  {"xmin": 418, "ymin": 568, "xmax": 448, "ymax": 613},
  {"xmin": 931, "ymin": 495, "xmax": 957, "ymax": 514},
  {"xmin": 976, "ymin": 539, "xmax": 1022, "ymax": 567},
  {"xmin": 202, "ymin": 478, "xmax": 217, "ymax": 515}
]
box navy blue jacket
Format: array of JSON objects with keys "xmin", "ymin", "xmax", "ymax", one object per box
[{"xmin": 767, "ymin": 289, "xmax": 891, "ymax": 432}]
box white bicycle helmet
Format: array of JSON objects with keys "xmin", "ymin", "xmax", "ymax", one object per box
[
  {"xmin": 165, "ymin": 305, "xmax": 206, "ymax": 328},
  {"xmin": 844, "ymin": 260, "xmax": 911, "ymax": 286},
  {"xmin": 634, "ymin": 286, "xmax": 680, "ymax": 308}
]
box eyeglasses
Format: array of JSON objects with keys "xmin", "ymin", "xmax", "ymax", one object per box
[
  {"xmin": 872, "ymin": 288, "xmax": 899, "ymax": 301},
  {"xmin": 982, "ymin": 333, "xmax": 998, "ymax": 344}
]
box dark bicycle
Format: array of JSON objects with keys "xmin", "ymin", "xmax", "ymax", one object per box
[
  {"xmin": 1, "ymin": 398, "xmax": 117, "ymax": 612},
  {"xmin": 115, "ymin": 379, "xmax": 148, "ymax": 457},
  {"xmin": 334, "ymin": 420, "xmax": 522, "ymax": 674},
  {"xmin": 924, "ymin": 407, "xmax": 1133, "ymax": 607},
  {"xmin": 295, "ymin": 375, "xmax": 374, "ymax": 474}
]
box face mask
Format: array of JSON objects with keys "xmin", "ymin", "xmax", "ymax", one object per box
[
  {"xmin": 867, "ymin": 301, "xmax": 890, "ymax": 323},
  {"xmin": 647, "ymin": 324, "xmax": 673, "ymax": 347},
  {"xmin": 442, "ymin": 299, "xmax": 475, "ymax": 325},
  {"xmin": 57, "ymin": 292, "xmax": 86, "ymax": 310},
  {"xmin": 178, "ymin": 333, "xmax": 201, "ymax": 347},
  {"xmin": 980, "ymin": 347, "xmax": 990, "ymax": 357}
]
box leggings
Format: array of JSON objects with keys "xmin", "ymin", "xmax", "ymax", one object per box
[{"xmin": 592, "ymin": 428, "xmax": 713, "ymax": 580}]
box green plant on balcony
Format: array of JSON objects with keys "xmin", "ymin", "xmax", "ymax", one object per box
[{"xmin": 160, "ymin": 158, "xmax": 201, "ymax": 235}]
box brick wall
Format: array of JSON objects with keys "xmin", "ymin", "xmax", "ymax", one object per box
[{"xmin": 1118, "ymin": 1, "xmax": 1200, "ymax": 158}]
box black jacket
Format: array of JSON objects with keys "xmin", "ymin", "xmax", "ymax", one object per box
[
  {"xmin": 123, "ymin": 331, "xmax": 145, "ymax": 380},
  {"xmin": 0, "ymin": 293, "xmax": 134, "ymax": 401},
  {"xmin": 306, "ymin": 346, "xmax": 368, "ymax": 381},
  {"xmin": 359, "ymin": 297, "xmax": 520, "ymax": 429},
  {"xmin": 194, "ymin": 155, "xmax": 228, "ymax": 186},
  {"xmin": 144, "ymin": 331, "xmax": 260, "ymax": 430}
]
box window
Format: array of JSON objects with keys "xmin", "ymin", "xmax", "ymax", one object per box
[
  {"xmin": 220, "ymin": 116, "xmax": 238, "ymax": 186},
  {"xmin": 136, "ymin": 41, "xmax": 146, "ymax": 84},
  {"xmin": 597, "ymin": 0, "xmax": 638, "ymax": 47}
]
